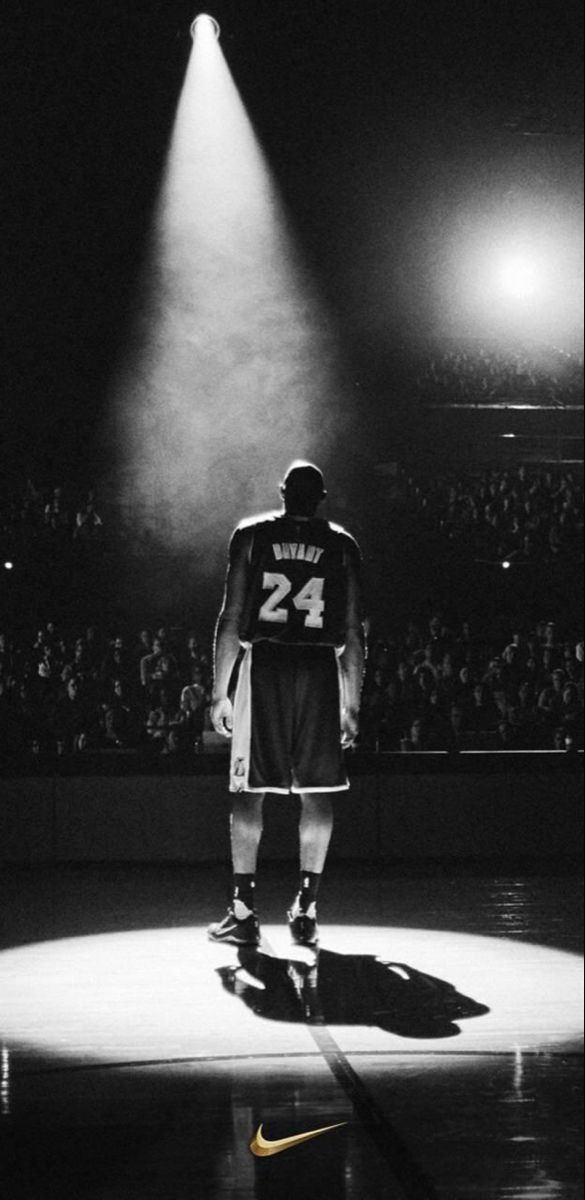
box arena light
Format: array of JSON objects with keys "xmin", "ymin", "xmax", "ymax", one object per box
[
  {"xmin": 190, "ymin": 13, "xmax": 220, "ymax": 40},
  {"xmin": 502, "ymin": 560, "xmax": 511, "ymax": 570},
  {"xmin": 443, "ymin": 205, "xmax": 583, "ymax": 343},
  {"xmin": 497, "ymin": 253, "xmax": 540, "ymax": 301}
]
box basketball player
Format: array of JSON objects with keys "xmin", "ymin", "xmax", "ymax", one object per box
[{"xmin": 208, "ymin": 461, "xmax": 364, "ymax": 947}]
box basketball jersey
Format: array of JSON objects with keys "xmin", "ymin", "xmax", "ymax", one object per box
[{"xmin": 237, "ymin": 514, "xmax": 359, "ymax": 649}]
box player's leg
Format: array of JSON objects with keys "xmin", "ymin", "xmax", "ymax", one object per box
[
  {"xmin": 288, "ymin": 791, "xmax": 334, "ymax": 946},
  {"xmin": 298, "ymin": 791, "xmax": 334, "ymax": 872},
  {"xmin": 231, "ymin": 792, "xmax": 264, "ymax": 917},
  {"xmin": 208, "ymin": 792, "xmax": 265, "ymax": 945},
  {"xmin": 231, "ymin": 791, "xmax": 264, "ymax": 873}
]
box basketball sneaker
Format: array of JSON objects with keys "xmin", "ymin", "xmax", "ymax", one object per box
[
  {"xmin": 208, "ymin": 906, "xmax": 260, "ymax": 947},
  {"xmin": 287, "ymin": 898, "xmax": 319, "ymax": 946}
]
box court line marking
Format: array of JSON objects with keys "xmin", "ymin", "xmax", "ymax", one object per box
[{"xmin": 304, "ymin": 1019, "xmax": 439, "ymax": 1200}]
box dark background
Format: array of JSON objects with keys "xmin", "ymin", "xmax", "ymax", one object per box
[{"xmin": 1, "ymin": 0, "xmax": 582, "ymax": 485}]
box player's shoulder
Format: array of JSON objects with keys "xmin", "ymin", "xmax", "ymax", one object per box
[
  {"xmin": 233, "ymin": 509, "xmax": 282, "ymax": 536},
  {"xmin": 229, "ymin": 510, "xmax": 282, "ymax": 556},
  {"xmin": 325, "ymin": 519, "xmax": 361, "ymax": 557}
]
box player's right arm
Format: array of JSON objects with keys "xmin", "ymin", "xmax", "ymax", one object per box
[{"xmin": 211, "ymin": 526, "xmax": 253, "ymax": 737}]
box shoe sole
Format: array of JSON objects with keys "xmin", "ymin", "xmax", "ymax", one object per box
[{"xmin": 208, "ymin": 929, "xmax": 260, "ymax": 947}]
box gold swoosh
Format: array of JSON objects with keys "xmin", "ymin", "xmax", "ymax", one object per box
[{"xmin": 249, "ymin": 1121, "xmax": 347, "ymax": 1158}]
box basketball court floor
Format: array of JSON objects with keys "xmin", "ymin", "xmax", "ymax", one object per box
[{"xmin": 0, "ymin": 860, "xmax": 582, "ymax": 1198}]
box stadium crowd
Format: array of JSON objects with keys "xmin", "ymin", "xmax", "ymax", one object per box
[
  {"xmin": 0, "ymin": 462, "xmax": 582, "ymax": 762},
  {"xmin": 403, "ymin": 466, "xmax": 583, "ymax": 563},
  {"xmin": 0, "ymin": 622, "xmax": 212, "ymax": 762},
  {"xmin": 0, "ymin": 480, "xmax": 104, "ymax": 547},
  {"xmin": 0, "ymin": 610, "xmax": 582, "ymax": 762},
  {"xmin": 415, "ymin": 341, "xmax": 584, "ymax": 405},
  {"xmin": 359, "ymin": 615, "xmax": 583, "ymax": 753}
]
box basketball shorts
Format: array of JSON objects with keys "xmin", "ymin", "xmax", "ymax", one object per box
[{"xmin": 229, "ymin": 640, "xmax": 349, "ymax": 794}]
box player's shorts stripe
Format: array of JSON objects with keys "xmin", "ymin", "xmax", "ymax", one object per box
[
  {"xmin": 290, "ymin": 783, "xmax": 350, "ymax": 793},
  {"xmin": 229, "ymin": 647, "xmax": 252, "ymax": 793}
]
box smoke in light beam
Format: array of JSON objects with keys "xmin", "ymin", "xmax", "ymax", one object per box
[{"xmin": 106, "ymin": 15, "xmax": 354, "ymax": 589}]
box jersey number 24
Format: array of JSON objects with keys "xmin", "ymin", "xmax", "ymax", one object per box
[{"xmin": 259, "ymin": 572, "xmax": 325, "ymax": 629}]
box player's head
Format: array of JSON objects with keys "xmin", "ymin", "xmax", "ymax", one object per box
[{"xmin": 280, "ymin": 461, "xmax": 327, "ymax": 517}]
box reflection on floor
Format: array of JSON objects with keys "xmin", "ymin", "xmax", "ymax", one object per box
[{"xmin": 0, "ymin": 861, "xmax": 582, "ymax": 1198}]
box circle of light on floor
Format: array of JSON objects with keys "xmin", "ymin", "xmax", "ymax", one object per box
[{"xmin": 0, "ymin": 926, "xmax": 581, "ymax": 1067}]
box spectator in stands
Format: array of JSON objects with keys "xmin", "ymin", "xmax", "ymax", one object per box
[
  {"xmin": 139, "ymin": 637, "xmax": 178, "ymax": 699},
  {"xmin": 101, "ymin": 636, "xmax": 133, "ymax": 689},
  {"xmin": 552, "ymin": 726, "xmax": 570, "ymax": 751},
  {"xmin": 413, "ymin": 644, "xmax": 439, "ymax": 681},
  {"xmin": 468, "ymin": 683, "xmax": 499, "ymax": 733},
  {"xmin": 44, "ymin": 486, "xmax": 70, "ymax": 534},
  {"xmin": 133, "ymin": 629, "xmax": 152, "ymax": 671},
  {"xmin": 537, "ymin": 669, "xmax": 567, "ymax": 727},
  {"xmin": 396, "ymin": 660, "xmax": 416, "ymax": 706},
  {"xmin": 437, "ymin": 654, "xmax": 458, "ymax": 705},
  {"xmin": 510, "ymin": 681, "xmax": 539, "ymax": 746},
  {"xmin": 495, "ymin": 718, "xmax": 520, "ymax": 750},
  {"xmin": 454, "ymin": 665, "xmax": 475, "ymax": 713},
  {"xmin": 37, "ymin": 645, "xmax": 59, "ymax": 687},
  {"xmin": 179, "ymin": 667, "xmax": 207, "ymax": 752},
  {"xmin": 73, "ymin": 495, "xmax": 103, "ymax": 541},
  {"xmin": 361, "ymin": 668, "xmax": 389, "ymax": 749},
  {"xmin": 443, "ymin": 704, "xmax": 472, "ymax": 752},
  {"xmin": 101, "ymin": 679, "xmax": 137, "ymax": 749},
  {"xmin": 181, "ymin": 633, "xmax": 210, "ymax": 684},
  {"xmin": 426, "ymin": 614, "xmax": 451, "ymax": 665},
  {"xmin": 145, "ymin": 687, "xmax": 181, "ymax": 753},
  {"xmin": 410, "ymin": 668, "xmax": 438, "ymax": 732},
  {"xmin": 54, "ymin": 677, "xmax": 90, "ymax": 753},
  {"xmin": 401, "ymin": 716, "xmax": 431, "ymax": 752},
  {"xmin": 559, "ymin": 683, "xmax": 583, "ymax": 747}
]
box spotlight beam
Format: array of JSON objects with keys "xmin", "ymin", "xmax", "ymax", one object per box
[{"xmin": 105, "ymin": 3, "xmax": 354, "ymax": 598}]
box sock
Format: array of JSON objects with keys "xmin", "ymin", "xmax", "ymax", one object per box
[
  {"xmin": 233, "ymin": 874, "xmax": 256, "ymax": 919},
  {"xmin": 296, "ymin": 871, "xmax": 321, "ymax": 915}
]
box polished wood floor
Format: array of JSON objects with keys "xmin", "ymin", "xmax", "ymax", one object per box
[{"xmin": 0, "ymin": 860, "xmax": 582, "ymax": 1199}]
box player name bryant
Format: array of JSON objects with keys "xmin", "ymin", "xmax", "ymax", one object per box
[{"xmin": 271, "ymin": 543, "xmax": 325, "ymax": 564}]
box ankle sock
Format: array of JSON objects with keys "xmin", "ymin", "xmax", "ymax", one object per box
[
  {"xmin": 233, "ymin": 874, "xmax": 256, "ymax": 918},
  {"xmin": 297, "ymin": 870, "xmax": 321, "ymax": 913}
]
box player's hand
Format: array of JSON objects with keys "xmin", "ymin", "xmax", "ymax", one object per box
[
  {"xmin": 211, "ymin": 697, "xmax": 234, "ymax": 738},
  {"xmin": 340, "ymin": 707, "xmax": 359, "ymax": 749}
]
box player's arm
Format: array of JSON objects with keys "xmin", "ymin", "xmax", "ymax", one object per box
[
  {"xmin": 339, "ymin": 540, "xmax": 365, "ymax": 748},
  {"xmin": 211, "ymin": 526, "xmax": 252, "ymax": 737}
]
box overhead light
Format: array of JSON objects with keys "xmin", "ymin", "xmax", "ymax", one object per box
[{"xmin": 190, "ymin": 13, "xmax": 220, "ymax": 40}]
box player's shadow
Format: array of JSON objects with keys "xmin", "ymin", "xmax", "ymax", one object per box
[{"xmin": 216, "ymin": 947, "xmax": 490, "ymax": 1039}]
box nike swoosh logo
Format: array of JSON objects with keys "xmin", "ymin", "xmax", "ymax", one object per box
[{"xmin": 249, "ymin": 1121, "xmax": 347, "ymax": 1157}]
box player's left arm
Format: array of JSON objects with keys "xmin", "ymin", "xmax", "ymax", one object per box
[{"xmin": 339, "ymin": 539, "xmax": 365, "ymax": 747}]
